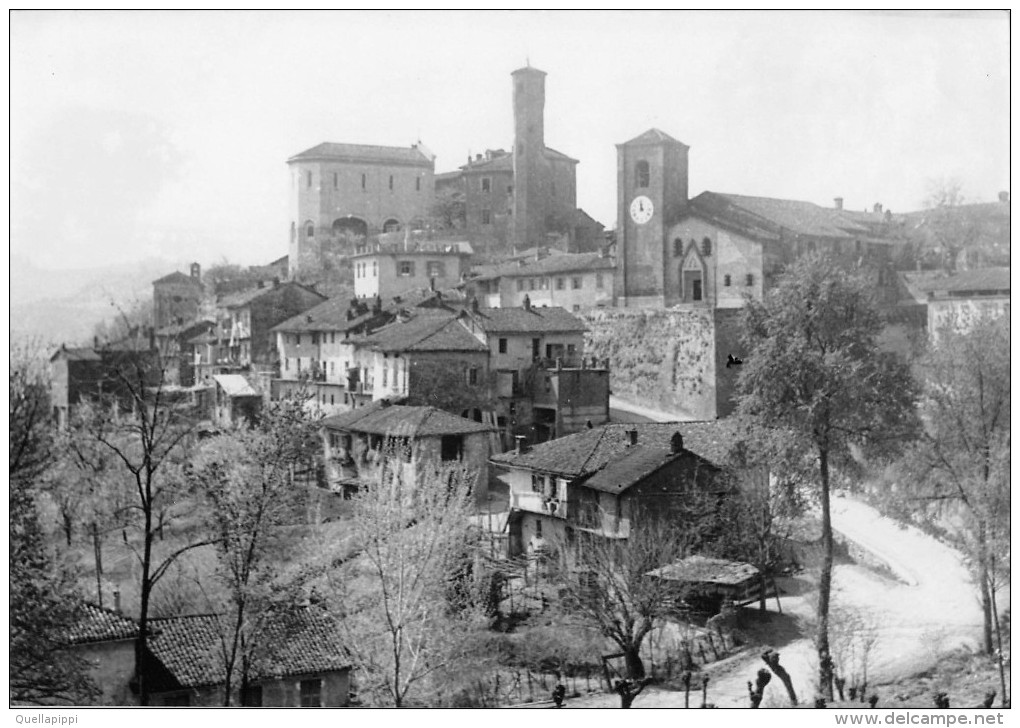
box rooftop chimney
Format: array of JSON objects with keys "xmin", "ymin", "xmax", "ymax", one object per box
[
  {"xmin": 833, "ymin": 197, "xmax": 844, "ymax": 210},
  {"xmin": 627, "ymin": 429, "xmax": 638, "ymax": 447},
  {"xmin": 190, "ymin": 262, "xmax": 201, "ymax": 279},
  {"xmin": 471, "ymin": 296, "xmax": 480, "ymax": 313},
  {"xmin": 873, "ymin": 203, "xmax": 883, "ymax": 214},
  {"xmin": 523, "ymin": 294, "xmax": 532, "ymax": 312},
  {"xmin": 514, "ymin": 435, "xmax": 528, "ymax": 455},
  {"xmin": 670, "ymin": 432, "xmax": 684, "ymax": 455},
  {"xmin": 113, "ymin": 589, "xmax": 121, "ymax": 614}
]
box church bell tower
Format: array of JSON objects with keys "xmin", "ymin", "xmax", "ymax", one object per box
[{"xmin": 512, "ymin": 65, "xmax": 548, "ymax": 250}]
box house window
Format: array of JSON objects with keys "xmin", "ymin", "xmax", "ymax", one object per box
[
  {"xmin": 556, "ymin": 277, "xmax": 565, "ymax": 290},
  {"xmin": 498, "ymin": 338, "xmax": 507, "ymax": 353},
  {"xmin": 426, "ymin": 261, "xmax": 445, "ymax": 278},
  {"xmin": 635, "ymin": 160, "xmax": 650, "ymax": 188},
  {"xmin": 468, "ymin": 368, "xmax": 479, "ymax": 386},
  {"xmin": 567, "ymin": 344, "xmax": 576, "ymax": 357},
  {"xmin": 306, "ymin": 171, "xmax": 312, "ymax": 189},
  {"xmin": 372, "ymin": 261, "xmax": 378, "ymax": 277},
  {"xmin": 305, "ymin": 223, "xmax": 314, "ymax": 238},
  {"xmin": 330, "ymin": 332, "xmax": 336, "ymax": 344},
  {"xmin": 531, "ymin": 474, "xmax": 542, "ymax": 493},
  {"xmin": 330, "ymin": 394, "xmax": 335, "ymax": 405},
  {"xmin": 399, "ymin": 261, "xmax": 415, "ymax": 277},
  {"xmin": 535, "ymin": 519, "xmax": 543, "ymax": 538},
  {"xmin": 311, "ymin": 333, "xmax": 318, "ymax": 345},
  {"xmin": 481, "ymin": 209, "xmax": 492, "ymax": 225},
  {"xmin": 333, "ymin": 172, "xmax": 338, "ymax": 190},
  {"xmin": 674, "ymin": 238, "xmax": 683, "ymax": 257},
  {"xmin": 416, "ymin": 177, "xmax": 421, "ymax": 192},
  {"xmin": 382, "ymin": 367, "xmax": 388, "ymax": 387},
  {"xmin": 481, "ymin": 177, "xmax": 491, "ymax": 193},
  {"xmin": 361, "ymin": 173, "xmax": 367, "ymax": 190},
  {"xmin": 702, "ymin": 237, "xmax": 712, "ymax": 256},
  {"xmin": 529, "ymin": 278, "xmax": 536, "ymax": 291},
  {"xmin": 539, "ymin": 278, "xmax": 549, "ymax": 290},
  {"xmin": 296, "ymin": 335, "xmax": 301, "ymax": 346},
  {"xmin": 724, "ymin": 274, "xmax": 732, "ymax": 287},
  {"xmin": 572, "ymin": 277, "xmax": 582, "ymax": 289},
  {"xmin": 746, "ymin": 273, "xmax": 754, "ymax": 287},
  {"xmin": 596, "ymin": 273, "xmax": 604, "ymax": 289},
  {"xmin": 516, "ymin": 279, "xmax": 524, "ymax": 292},
  {"xmin": 388, "ymin": 175, "xmax": 394, "ymax": 190},
  {"xmin": 299, "ymin": 678, "xmax": 322, "ymax": 707},
  {"xmin": 330, "ymin": 361, "xmax": 335, "ymax": 374}
]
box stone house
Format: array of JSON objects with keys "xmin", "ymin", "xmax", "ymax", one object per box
[
  {"xmin": 490, "ymin": 422, "xmax": 732, "ymax": 558},
  {"xmin": 152, "ymin": 264, "xmax": 203, "ymax": 331},
  {"xmin": 914, "ymin": 267, "xmax": 1011, "ymax": 342},
  {"xmin": 350, "ymin": 241, "xmax": 471, "ymax": 301},
  {"xmin": 320, "ymin": 400, "xmax": 495, "ymax": 503},
  {"xmin": 67, "ymin": 604, "xmax": 351, "ymax": 707}
]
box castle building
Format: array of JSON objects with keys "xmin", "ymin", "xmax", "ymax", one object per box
[
  {"xmin": 436, "ymin": 66, "xmax": 590, "ymax": 255},
  {"xmin": 287, "ymin": 142, "xmax": 436, "ymax": 275}
]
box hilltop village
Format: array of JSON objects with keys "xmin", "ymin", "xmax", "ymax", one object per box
[{"xmin": 26, "ymin": 64, "xmax": 1010, "ymax": 708}]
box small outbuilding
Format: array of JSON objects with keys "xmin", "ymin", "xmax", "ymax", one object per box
[{"xmin": 646, "ymin": 555, "xmax": 772, "ymax": 613}]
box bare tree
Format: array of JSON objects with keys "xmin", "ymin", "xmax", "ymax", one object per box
[
  {"xmin": 327, "ymin": 437, "xmax": 482, "ymax": 706},
  {"xmin": 72, "ymin": 353, "xmax": 212, "ymax": 705}
]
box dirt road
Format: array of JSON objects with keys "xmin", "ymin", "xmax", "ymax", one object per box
[{"xmin": 562, "ymin": 495, "xmax": 986, "ymax": 708}]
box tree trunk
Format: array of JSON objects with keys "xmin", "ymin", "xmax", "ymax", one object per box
[
  {"xmin": 816, "ymin": 447, "xmax": 834, "ymax": 701},
  {"xmin": 137, "ymin": 483, "xmax": 154, "ymax": 706},
  {"xmin": 759, "ymin": 573, "xmax": 768, "ymax": 612},
  {"xmin": 976, "ymin": 523, "xmax": 994, "ymax": 654},
  {"xmin": 624, "ymin": 647, "xmax": 646, "ymax": 680}
]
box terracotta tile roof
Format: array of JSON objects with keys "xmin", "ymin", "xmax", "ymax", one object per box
[
  {"xmin": 147, "ymin": 611, "xmax": 350, "ymax": 690},
  {"xmin": 621, "ymin": 128, "xmax": 689, "ymax": 147},
  {"xmin": 153, "ymin": 271, "xmax": 202, "ymax": 287},
  {"xmin": 463, "ymin": 306, "xmax": 587, "ymax": 334},
  {"xmin": 359, "ymin": 313, "xmax": 487, "ymax": 353},
  {"xmin": 491, "ymin": 421, "xmax": 735, "ymax": 477},
  {"xmin": 646, "ymin": 556, "xmax": 760, "ymax": 586},
  {"xmin": 462, "ymin": 154, "xmax": 514, "ymax": 173},
  {"xmin": 288, "ymin": 142, "xmax": 433, "ymax": 167},
  {"xmin": 271, "ymin": 297, "xmax": 382, "ymax": 334},
  {"xmin": 916, "ymin": 267, "xmax": 1010, "ymax": 294},
  {"xmin": 217, "ymin": 282, "xmax": 325, "ymax": 310},
  {"xmin": 469, "ymin": 252, "xmax": 614, "ymax": 282},
  {"xmin": 322, "ymin": 401, "xmax": 494, "ymax": 436},
  {"xmin": 68, "ymin": 603, "xmax": 139, "ymax": 644},
  {"xmin": 543, "ymin": 146, "xmax": 579, "ymax": 164}
]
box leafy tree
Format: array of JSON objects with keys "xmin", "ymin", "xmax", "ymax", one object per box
[
  {"xmin": 189, "ymin": 398, "xmax": 323, "ymax": 705},
  {"xmin": 71, "ymin": 357, "xmax": 211, "ymax": 705},
  {"xmin": 712, "ymin": 434, "xmax": 805, "ymax": 612},
  {"xmin": 900, "ymin": 316, "xmax": 1009, "ymax": 663},
  {"xmin": 429, "ymin": 186, "xmax": 466, "ymax": 231},
  {"xmin": 10, "ymin": 350, "xmax": 96, "ymax": 705},
  {"xmin": 328, "ymin": 438, "xmax": 482, "ymax": 706},
  {"xmin": 555, "ymin": 505, "xmax": 713, "ymax": 685},
  {"xmin": 736, "ymin": 254, "xmax": 918, "ymax": 699}
]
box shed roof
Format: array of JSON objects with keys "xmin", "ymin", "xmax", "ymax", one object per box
[
  {"xmin": 916, "ymin": 267, "xmax": 1010, "ymax": 294},
  {"xmin": 646, "ymin": 556, "xmax": 760, "ymax": 586},
  {"xmin": 213, "ymin": 374, "xmax": 258, "ymax": 397}
]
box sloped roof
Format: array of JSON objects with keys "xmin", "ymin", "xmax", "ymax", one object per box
[
  {"xmin": 155, "ymin": 320, "xmax": 215, "ymax": 338},
  {"xmin": 50, "ymin": 346, "xmax": 102, "ymax": 362},
  {"xmin": 147, "ymin": 611, "xmax": 350, "ymax": 690},
  {"xmin": 271, "ymin": 297, "xmax": 382, "ymax": 335},
  {"xmin": 213, "ymin": 374, "xmax": 259, "ymax": 397},
  {"xmin": 462, "ymin": 154, "xmax": 514, "ymax": 173},
  {"xmin": 543, "ymin": 146, "xmax": 579, "ymax": 164},
  {"xmin": 359, "ymin": 312, "xmax": 487, "ymax": 353},
  {"xmin": 491, "ymin": 421, "xmax": 735, "ymax": 477},
  {"xmin": 288, "ymin": 142, "xmax": 433, "ymax": 167},
  {"xmin": 690, "ymin": 192, "xmax": 880, "ymax": 240},
  {"xmin": 153, "ymin": 271, "xmax": 202, "ymax": 287},
  {"xmin": 915, "ymin": 267, "xmax": 1010, "ymax": 294},
  {"xmin": 582, "ymin": 445, "xmax": 683, "ymax": 494},
  {"xmin": 68, "ymin": 603, "xmax": 139, "ymax": 645},
  {"xmin": 321, "ymin": 401, "xmax": 494, "ymax": 436},
  {"xmin": 646, "ymin": 556, "xmax": 760, "ymax": 586},
  {"xmin": 621, "ymin": 128, "xmax": 688, "ymax": 147},
  {"xmin": 217, "ymin": 281, "xmax": 325, "ymax": 309},
  {"xmin": 469, "ymin": 252, "xmax": 615, "ymax": 282},
  {"xmin": 435, "ymin": 170, "xmax": 464, "ymax": 183},
  {"xmin": 463, "ymin": 306, "xmax": 587, "ymax": 334}
]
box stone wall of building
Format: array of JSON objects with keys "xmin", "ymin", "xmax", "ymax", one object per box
[{"xmin": 581, "ymin": 307, "xmax": 717, "ymax": 420}]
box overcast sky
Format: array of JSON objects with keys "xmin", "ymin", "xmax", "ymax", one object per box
[{"xmin": 11, "ymin": 10, "xmax": 1010, "ymax": 271}]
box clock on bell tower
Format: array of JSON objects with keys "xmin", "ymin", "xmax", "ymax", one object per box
[{"xmin": 615, "ymin": 128, "xmax": 690, "ymax": 308}]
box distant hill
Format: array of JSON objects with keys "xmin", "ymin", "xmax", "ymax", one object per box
[{"xmin": 9, "ymin": 256, "xmax": 191, "ymax": 347}]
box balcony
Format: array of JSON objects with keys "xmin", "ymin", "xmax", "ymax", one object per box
[{"xmin": 511, "ymin": 491, "xmax": 567, "ymax": 519}]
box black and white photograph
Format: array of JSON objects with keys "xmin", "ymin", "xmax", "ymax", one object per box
[{"xmin": 9, "ymin": 10, "xmax": 1010, "ymax": 715}]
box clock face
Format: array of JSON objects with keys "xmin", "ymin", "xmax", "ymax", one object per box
[{"xmin": 630, "ymin": 195, "xmax": 654, "ymax": 225}]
